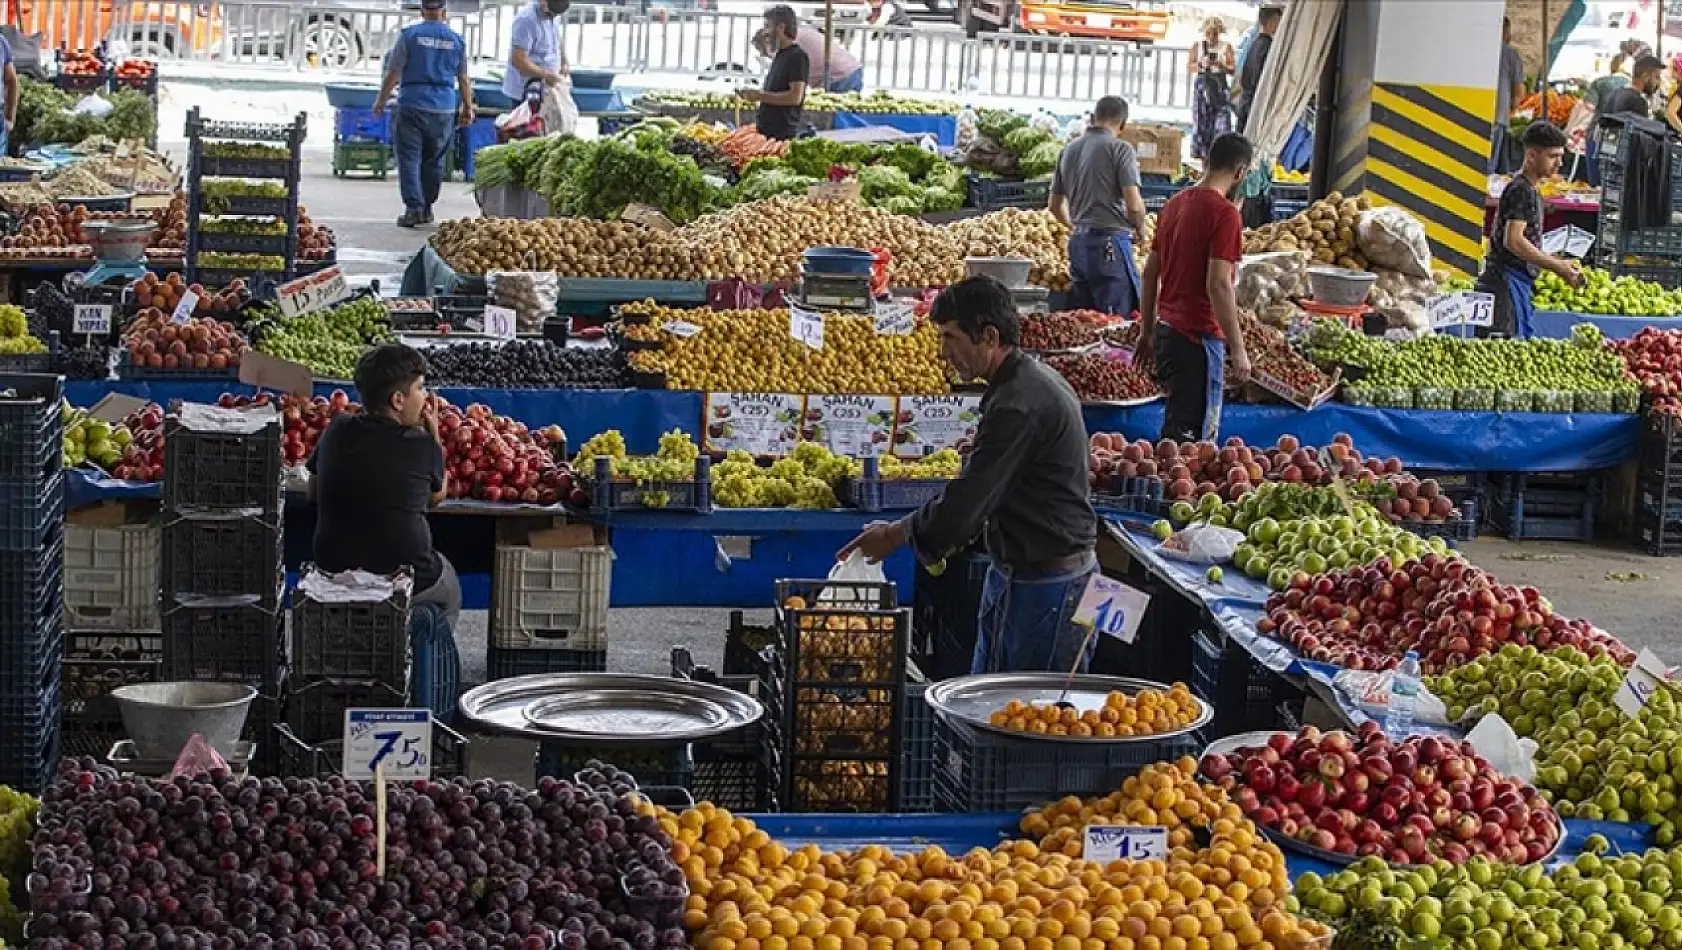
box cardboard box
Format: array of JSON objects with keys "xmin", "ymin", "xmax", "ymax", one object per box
[{"xmin": 1121, "ymin": 124, "xmax": 1184, "ymax": 178}]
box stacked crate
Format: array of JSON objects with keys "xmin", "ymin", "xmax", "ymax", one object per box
[
  {"xmin": 0, "ymin": 373, "xmax": 67, "ymax": 791},
  {"xmin": 487, "ymin": 541, "xmax": 611, "ymax": 680},
  {"xmin": 673, "ymin": 646, "xmax": 770, "ymax": 812},
  {"xmin": 759, "ymin": 578, "xmax": 910, "ymax": 813},
  {"xmin": 185, "ymin": 108, "xmax": 306, "ymax": 286},
  {"xmin": 62, "ymin": 509, "xmax": 163, "ymax": 759},
  {"xmin": 1484, "ymin": 471, "xmax": 1603, "ymax": 542},
  {"xmin": 333, "ymin": 107, "xmax": 393, "ymax": 179},
  {"xmin": 158, "ymin": 402, "xmax": 286, "ymax": 771},
  {"xmin": 1634, "ymin": 413, "xmax": 1682, "ymax": 554},
  {"xmin": 1594, "ymin": 117, "xmax": 1682, "ymax": 282}
]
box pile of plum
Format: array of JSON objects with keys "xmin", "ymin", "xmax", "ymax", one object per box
[{"xmin": 28, "ymin": 760, "xmax": 689, "ymax": 950}]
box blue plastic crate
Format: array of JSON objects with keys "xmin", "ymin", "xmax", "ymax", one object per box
[
  {"xmin": 0, "ymin": 468, "xmax": 64, "ymax": 552},
  {"xmin": 0, "ymin": 598, "xmax": 64, "ymax": 697},
  {"xmin": 410, "ymin": 603, "xmax": 459, "ymax": 724},
  {"xmin": 588, "ymin": 455, "xmax": 712, "ymax": 512},
  {"xmin": 968, "ymin": 173, "xmax": 1051, "ymax": 211},
  {"xmin": 335, "ymin": 106, "xmax": 392, "ymax": 144},
  {"xmin": 456, "ymin": 116, "xmax": 499, "ymax": 181},
  {"xmin": 0, "ymin": 528, "xmax": 63, "ymax": 632},
  {"xmin": 324, "ymin": 82, "xmax": 379, "ymax": 110},
  {"xmin": 900, "ymin": 683, "xmax": 933, "ymax": 813},
  {"xmin": 0, "ymin": 712, "xmax": 59, "ymax": 793},
  {"xmin": 840, "ymin": 468, "xmax": 951, "ymax": 512},
  {"xmin": 0, "ymin": 372, "xmax": 64, "ymax": 479}
]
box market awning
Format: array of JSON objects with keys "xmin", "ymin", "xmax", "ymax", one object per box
[{"xmin": 1241, "ymin": 0, "xmax": 1346, "ymax": 164}]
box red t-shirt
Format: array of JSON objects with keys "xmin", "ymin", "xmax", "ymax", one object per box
[{"xmin": 1152, "ymin": 186, "xmax": 1244, "ymax": 339}]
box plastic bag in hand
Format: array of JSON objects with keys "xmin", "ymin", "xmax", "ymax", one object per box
[{"xmin": 822, "ymin": 550, "xmax": 888, "ymax": 606}]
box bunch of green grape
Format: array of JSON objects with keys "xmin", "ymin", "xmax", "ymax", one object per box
[
  {"xmin": 574, "ymin": 429, "xmax": 629, "ymax": 467},
  {"xmin": 880, "ymin": 448, "xmax": 961, "ymax": 478},
  {"xmin": 710, "ymin": 442, "xmax": 850, "ymax": 509},
  {"xmin": 255, "ymin": 332, "xmax": 363, "ymax": 379}
]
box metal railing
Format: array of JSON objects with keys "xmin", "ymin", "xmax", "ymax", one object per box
[{"xmin": 13, "ymin": 0, "xmax": 1190, "ymax": 108}]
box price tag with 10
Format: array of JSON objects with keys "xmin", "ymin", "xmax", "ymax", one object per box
[
  {"xmin": 343, "ymin": 709, "xmax": 432, "ymax": 781},
  {"xmin": 1073, "ymin": 574, "xmax": 1150, "ymax": 643},
  {"xmin": 481, "ymin": 305, "xmax": 518, "ymax": 340},
  {"xmin": 1615, "ymin": 648, "xmax": 1671, "ymax": 718}
]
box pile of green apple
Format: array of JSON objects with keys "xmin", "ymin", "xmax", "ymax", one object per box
[
  {"xmin": 61, "ymin": 400, "xmax": 130, "ymax": 472},
  {"xmin": 1535, "ymin": 265, "xmax": 1682, "ymax": 317},
  {"xmin": 1292, "ymin": 847, "xmax": 1682, "ymax": 950},
  {"xmin": 1429, "ymin": 645, "xmax": 1682, "ymax": 839},
  {"xmin": 1342, "ymin": 333, "xmax": 1638, "ymax": 395}
]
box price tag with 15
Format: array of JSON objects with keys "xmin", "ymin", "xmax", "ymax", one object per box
[
  {"xmin": 1083, "ymin": 825, "xmax": 1168, "ymax": 863},
  {"xmin": 277, "ymin": 266, "xmax": 351, "ymax": 319}
]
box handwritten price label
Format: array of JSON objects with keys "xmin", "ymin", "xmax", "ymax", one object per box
[
  {"xmin": 1073, "ymin": 574, "xmax": 1150, "ymax": 643},
  {"xmin": 73, "ymin": 303, "xmax": 112, "ymax": 335},
  {"xmin": 1426, "ymin": 292, "xmax": 1494, "ymax": 330},
  {"xmin": 342, "ymin": 709, "xmax": 432, "ymax": 781},
  {"xmin": 1083, "ymin": 825, "xmax": 1168, "ymax": 863},
  {"xmin": 170, "ymin": 290, "xmax": 198, "ymax": 325},
  {"xmin": 276, "ymin": 266, "xmax": 350, "ymax": 319},
  {"xmin": 874, "ymin": 301, "xmax": 915, "ymax": 336},
  {"xmin": 482, "ymin": 305, "xmax": 517, "ymax": 340},
  {"xmin": 789, "ymin": 304, "xmax": 825, "ymax": 351},
  {"xmin": 1615, "ymin": 648, "xmax": 1671, "ymax": 717},
  {"xmin": 664, "ymin": 320, "xmax": 702, "ymax": 338}
]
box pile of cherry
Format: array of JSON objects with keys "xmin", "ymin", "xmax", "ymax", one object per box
[{"xmin": 29, "ymin": 759, "xmax": 690, "ymax": 950}]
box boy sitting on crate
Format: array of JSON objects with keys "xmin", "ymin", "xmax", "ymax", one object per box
[{"xmin": 307, "ymin": 343, "xmax": 460, "ymax": 629}]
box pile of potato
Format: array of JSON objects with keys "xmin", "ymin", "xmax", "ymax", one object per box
[
  {"xmin": 1243, "ymin": 193, "xmax": 1373, "ymax": 270},
  {"xmin": 432, "ymin": 197, "xmax": 1072, "ymax": 290}
]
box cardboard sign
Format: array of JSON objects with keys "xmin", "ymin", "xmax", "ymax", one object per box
[
  {"xmin": 343, "ymin": 709, "xmax": 432, "ymax": 781},
  {"xmin": 73, "ymin": 303, "xmax": 112, "ymax": 335},
  {"xmin": 1074, "ymin": 574, "xmax": 1150, "ymax": 643},
  {"xmin": 873, "ymin": 301, "xmax": 915, "ymax": 336},
  {"xmin": 622, "ymin": 202, "xmax": 677, "ymax": 231},
  {"xmin": 1541, "ymin": 224, "xmax": 1596, "ymax": 259},
  {"xmin": 1615, "ymin": 648, "xmax": 1670, "ymax": 718},
  {"xmin": 170, "ymin": 290, "xmax": 198, "ymax": 324},
  {"xmin": 703, "ymin": 392, "xmax": 804, "ymax": 456},
  {"xmin": 1426, "ymin": 292, "xmax": 1495, "ymax": 330},
  {"xmin": 789, "ymin": 304, "xmax": 825, "ymax": 351},
  {"xmin": 88, "ymin": 392, "xmax": 148, "ymax": 425},
  {"xmin": 1084, "ymin": 825, "xmax": 1168, "ymax": 863},
  {"xmin": 892, "ymin": 395, "xmax": 982, "ymax": 458},
  {"xmin": 803, "ymin": 394, "xmax": 896, "ymax": 457},
  {"xmin": 238, "ymin": 351, "xmax": 315, "ymax": 396},
  {"xmin": 808, "ymin": 180, "xmax": 863, "ymax": 202},
  {"xmin": 276, "ymin": 266, "xmax": 351, "ymax": 319},
  {"xmin": 482, "ymin": 305, "xmax": 518, "ymax": 340}
]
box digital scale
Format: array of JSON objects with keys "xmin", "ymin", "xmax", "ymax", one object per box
[
  {"xmin": 80, "ymin": 219, "xmax": 158, "ymax": 285},
  {"xmin": 799, "ymin": 268, "xmax": 874, "ymax": 311},
  {"xmin": 1011, "ymin": 286, "xmax": 1050, "ymax": 315}
]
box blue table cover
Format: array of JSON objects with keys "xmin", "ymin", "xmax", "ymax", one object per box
[
  {"xmin": 63, "ymin": 382, "xmax": 1639, "ymax": 472},
  {"xmin": 1530, "ymin": 309, "xmax": 1682, "ymax": 341},
  {"xmin": 831, "ymin": 111, "xmax": 958, "ymax": 147}
]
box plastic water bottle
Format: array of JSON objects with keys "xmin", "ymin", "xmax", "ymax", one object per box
[{"xmin": 1386, "ymin": 650, "xmax": 1421, "ymax": 739}]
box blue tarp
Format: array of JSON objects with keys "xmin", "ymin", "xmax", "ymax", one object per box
[
  {"xmin": 63, "ymin": 382, "xmax": 1639, "ymax": 472},
  {"xmin": 1530, "ymin": 309, "xmax": 1682, "ymax": 341},
  {"xmin": 831, "ymin": 111, "xmax": 959, "ymax": 147}
]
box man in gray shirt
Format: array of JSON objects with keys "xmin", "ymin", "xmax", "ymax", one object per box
[
  {"xmin": 1049, "ymin": 96, "xmax": 1150, "ymax": 317},
  {"xmin": 1490, "ymin": 16, "xmax": 1527, "ymax": 173}
]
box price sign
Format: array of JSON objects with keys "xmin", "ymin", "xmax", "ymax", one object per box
[
  {"xmin": 1615, "ymin": 648, "xmax": 1671, "ymax": 717},
  {"xmin": 1541, "ymin": 224, "xmax": 1597, "ymax": 259},
  {"xmin": 663, "ymin": 319, "xmax": 703, "ymax": 338},
  {"xmin": 703, "ymin": 391, "xmax": 805, "ymax": 456},
  {"xmin": 1073, "ymin": 574, "xmax": 1150, "ymax": 643},
  {"xmin": 1426, "ymin": 292, "xmax": 1495, "ymax": 330},
  {"xmin": 803, "ymin": 394, "xmax": 896, "ymax": 456},
  {"xmin": 893, "ymin": 394, "xmax": 983, "ymax": 458},
  {"xmin": 873, "ymin": 301, "xmax": 915, "ymax": 336},
  {"xmin": 276, "ymin": 266, "xmax": 351, "ymax": 319},
  {"xmin": 1083, "ymin": 825, "xmax": 1168, "ymax": 863},
  {"xmin": 790, "ymin": 304, "xmax": 825, "ymax": 351},
  {"xmin": 482, "ymin": 305, "xmax": 518, "ymax": 340},
  {"xmin": 342, "ymin": 709, "xmax": 432, "ymax": 781},
  {"xmin": 170, "ymin": 290, "xmax": 198, "ymax": 324},
  {"xmin": 73, "ymin": 303, "xmax": 112, "ymax": 335}
]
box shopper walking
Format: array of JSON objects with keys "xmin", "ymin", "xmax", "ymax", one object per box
[
  {"xmin": 1048, "ymin": 96, "xmax": 1149, "ymax": 317},
  {"xmin": 503, "ymin": 0, "xmax": 570, "ymax": 103},
  {"xmin": 739, "ymin": 6, "xmax": 810, "ymax": 140},
  {"xmin": 839, "ymin": 276, "xmax": 1099, "ymax": 675},
  {"xmin": 1489, "ymin": 17, "xmax": 1527, "ymax": 173},
  {"xmin": 1189, "ymin": 17, "xmax": 1234, "ymax": 160},
  {"xmin": 1600, "ymin": 54, "xmax": 1662, "ymax": 125},
  {"xmin": 1232, "ymin": 4, "xmax": 1279, "ymax": 134},
  {"xmin": 1134, "ymin": 132, "xmax": 1254, "ymax": 443},
  {"xmin": 374, "ymin": 0, "xmax": 473, "ymax": 229},
  {"xmin": 1475, "ymin": 121, "xmax": 1584, "ymax": 339}
]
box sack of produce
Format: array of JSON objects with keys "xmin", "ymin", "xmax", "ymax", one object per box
[
  {"xmin": 1413, "ymin": 386, "xmax": 1454, "ymax": 410},
  {"xmin": 1356, "ymin": 206, "xmax": 1431, "ymax": 278},
  {"xmin": 1454, "ymin": 388, "xmax": 1496, "ymax": 411},
  {"xmin": 1574, "ymin": 390, "xmax": 1614, "ymax": 414},
  {"xmin": 489, "ymin": 271, "xmax": 559, "ymax": 332},
  {"xmin": 1235, "ymin": 251, "xmax": 1308, "ymax": 311},
  {"xmin": 1495, "ymin": 389, "xmax": 1536, "ymax": 412}
]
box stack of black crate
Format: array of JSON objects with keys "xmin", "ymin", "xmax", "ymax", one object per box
[
  {"xmin": 0, "ymin": 372, "xmax": 67, "ymax": 791},
  {"xmin": 157, "ymin": 402, "xmax": 286, "ymax": 772}
]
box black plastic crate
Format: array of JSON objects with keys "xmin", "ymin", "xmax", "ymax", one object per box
[
  {"xmin": 773, "ymin": 578, "xmax": 905, "ymax": 687},
  {"xmin": 0, "ymin": 598, "xmax": 65, "ymax": 700},
  {"xmin": 671, "ymin": 646, "xmax": 759, "ymax": 755},
  {"xmin": 1395, "ymin": 498, "xmax": 1480, "ymax": 544},
  {"xmin": 160, "ymin": 511, "xmax": 282, "ymax": 602},
  {"xmin": 691, "ymin": 748, "xmax": 770, "ymax": 812},
  {"xmin": 291, "ymin": 573, "xmax": 412, "ymax": 683},
  {"xmin": 54, "ymin": 69, "xmax": 109, "ymax": 93},
  {"xmin": 901, "ymin": 682, "xmax": 934, "ymax": 813},
  {"xmin": 536, "ymin": 743, "xmax": 692, "ymax": 787},
  {"xmin": 287, "ymin": 679, "xmax": 408, "ymax": 746},
  {"xmin": 0, "ymin": 715, "xmax": 59, "ymax": 793},
  {"xmin": 61, "ymin": 721, "xmax": 125, "ymax": 760},
  {"xmin": 588, "ymin": 455, "xmax": 712, "ymax": 512},
  {"xmin": 0, "ymin": 467, "xmax": 65, "ymax": 551},
  {"xmin": 197, "ymin": 157, "xmax": 296, "ymax": 180},
  {"xmin": 722, "ymin": 611, "xmax": 776, "ymax": 677},
  {"xmin": 63, "ymin": 633, "xmax": 162, "ymax": 723},
  {"xmin": 113, "ymin": 70, "xmax": 160, "ymax": 98},
  {"xmin": 486, "ymin": 644, "xmax": 606, "ymax": 680},
  {"xmin": 275, "ymin": 720, "xmax": 468, "ymax": 780},
  {"xmin": 0, "ymin": 372, "xmax": 64, "ymax": 478},
  {"xmin": 914, "ymin": 550, "xmax": 990, "ymax": 680},
  {"xmin": 1191, "ymin": 627, "xmax": 1301, "ymax": 737},
  {"xmin": 967, "ymin": 173, "xmax": 1051, "ymax": 211},
  {"xmin": 1612, "ymin": 262, "xmax": 1682, "ymax": 286},
  {"xmin": 1486, "ymin": 497, "xmax": 1596, "ymax": 542},
  {"xmin": 161, "ymin": 412, "xmax": 283, "ymax": 511},
  {"xmin": 196, "ymin": 231, "xmax": 293, "ymax": 256},
  {"xmin": 932, "ymin": 716, "xmax": 1196, "ymax": 812},
  {"xmin": 1411, "ymin": 469, "xmax": 1487, "ymax": 507},
  {"xmin": 1623, "ymin": 228, "xmax": 1682, "ymax": 257},
  {"xmin": 160, "ymin": 598, "xmax": 285, "ymax": 687},
  {"xmin": 198, "ymin": 194, "xmax": 293, "ymax": 218},
  {"xmin": 1636, "ymin": 502, "xmax": 1682, "ymax": 555},
  {"xmin": 781, "ymin": 755, "xmax": 895, "ymax": 812},
  {"xmin": 0, "ymin": 529, "xmax": 64, "ymax": 632}
]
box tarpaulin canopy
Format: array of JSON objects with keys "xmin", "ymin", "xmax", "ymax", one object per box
[{"xmin": 1241, "ymin": 0, "xmax": 1346, "ymax": 163}]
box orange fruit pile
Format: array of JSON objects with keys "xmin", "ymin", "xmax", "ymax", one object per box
[{"xmin": 988, "ymin": 684, "xmax": 1201, "ymax": 738}]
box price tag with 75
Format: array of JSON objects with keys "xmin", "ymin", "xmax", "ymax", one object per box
[{"xmin": 342, "ymin": 709, "xmax": 432, "ymax": 781}]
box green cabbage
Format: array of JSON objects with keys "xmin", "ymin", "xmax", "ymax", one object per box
[{"xmin": 1019, "ymin": 140, "xmax": 1064, "ymax": 179}]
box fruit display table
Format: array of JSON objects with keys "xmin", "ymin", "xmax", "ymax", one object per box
[{"xmin": 1529, "ymin": 309, "xmax": 1682, "ymax": 341}]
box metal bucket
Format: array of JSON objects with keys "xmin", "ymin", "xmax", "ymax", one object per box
[
  {"xmin": 110, "ymin": 681, "xmax": 257, "ymax": 761},
  {"xmin": 965, "ymin": 256, "xmax": 1033, "ymax": 288}
]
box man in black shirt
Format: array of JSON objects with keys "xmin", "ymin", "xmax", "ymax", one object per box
[
  {"xmin": 840, "ymin": 276, "xmax": 1099, "ymax": 674},
  {"xmin": 739, "ymin": 5, "xmax": 808, "ymax": 140},
  {"xmin": 307, "ymin": 343, "xmax": 460, "ymax": 627},
  {"xmin": 1600, "ymin": 55, "xmax": 1662, "ymax": 124},
  {"xmin": 1474, "ymin": 122, "xmax": 1583, "ymax": 338},
  {"xmin": 1232, "ymin": 4, "xmax": 1280, "ymax": 134}
]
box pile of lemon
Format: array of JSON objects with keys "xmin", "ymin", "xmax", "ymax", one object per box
[{"xmin": 987, "ymin": 684, "xmax": 1202, "ymax": 739}]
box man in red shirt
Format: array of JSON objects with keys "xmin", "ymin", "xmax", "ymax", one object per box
[{"xmin": 1135, "ymin": 132, "xmax": 1254, "ymax": 441}]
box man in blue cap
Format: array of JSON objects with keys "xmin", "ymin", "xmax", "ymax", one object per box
[{"xmin": 375, "ymin": 0, "xmax": 474, "ymax": 229}]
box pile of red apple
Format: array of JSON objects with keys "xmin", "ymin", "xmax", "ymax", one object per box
[
  {"xmin": 1046, "ymin": 351, "xmax": 1161, "ymax": 402},
  {"xmin": 1256, "ymin": 553, "xmax": 1634, "ymax": 673},
  {"xmin": 1612, "ymin": 328, "xmax": 1682, "ymax": 415},
  {"xmin": 1201, "ymin": 723, "xmax": 1562, "ymax": 867},
  {"xmin": 110, "ymin": 401, "xmax": 165, "ymax": 482}
]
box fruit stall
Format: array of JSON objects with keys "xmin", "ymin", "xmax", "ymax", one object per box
[{"xmin": 636, "ymin": 90, "xmax": 967, "ymax": 147}]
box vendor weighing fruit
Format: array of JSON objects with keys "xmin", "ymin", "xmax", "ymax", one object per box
[
  {"xmin": 1048, "ymin": 95, "xmax": 1149, "ymax": 318},
  {"xmin": 839, "ymin": 276, "xmax": 1099, "ymax": 674},
  {"xmin": 307, "ymin": 343, "xmax": 461, "ymax": 628},
  {"xmin": 1475, "ymin": 121, "xmax": 1584, "ymax": 338}
]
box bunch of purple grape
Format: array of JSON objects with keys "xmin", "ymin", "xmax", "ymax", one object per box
[{"xmin": 27, "ymin": 759, "xmax": 695, "ymax": 950}]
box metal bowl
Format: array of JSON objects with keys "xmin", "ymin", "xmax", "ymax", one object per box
[
  {"xmin": 965, "ymin": 255, "xmax": 1033, "ymax": 289},
  {"xmin": 110, "ymin": 681, "xmax": 257, "ymax": 761},
  {"xmin": 924, "ymin": 672, "xmax": 1213, "ymax": 744},
  {"xmin": 1306, "ymin": 265, "xmax": 1377, "ymax": 307}
]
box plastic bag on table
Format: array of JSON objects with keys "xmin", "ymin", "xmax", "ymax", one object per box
[
  {"xmin": 707, "ymin": 278, "xmax": 764, "ymax": 310},
  {"xmin": 821, "ymin": 550, "xmax": 888, "ymax": 606},
  {"xmin": 1466, "ymin": 713, "xmax": 1538, "ymax": 783},
  {"xmin": 168, "ymin": 733, "xmax": 231, "ymax": 780},
  {"xmin": 1356, "ymin": 206, "xmax": 1432, "ymax": 278},
  {"xmin": 1155, "ymin": 524, "xmax": 1245, "ymax": 564},
  {"xmin": 488, "ymin": 271, "xmax": 559, "ymax": 332},
  {"xmin": 542, "ymin": 80, "xmax": 579, "ymax": 138},
  {"xmin": 1331, "ymin": 668, "xmax": 1452, "ymax": 725}
]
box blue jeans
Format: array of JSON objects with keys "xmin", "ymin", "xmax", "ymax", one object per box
[
  {"xmin": 827, "ymin": 67, "xmax": 865, "ymax": 93},
  {"xmin": 394, "ymin": 106, "xmax": 455, "ymax": 213},
  {"xmin": 971, "ymin": 556, "xmax": 1099, "ymax": 674},
  {"xmin": 1067, "ymin": 229, "xmax": 1142, "ymax": 317}
]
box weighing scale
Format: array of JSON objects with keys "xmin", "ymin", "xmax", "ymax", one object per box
[{"xmin": 79, "ymin": 219, "xmax": 157, "ymax": 285}]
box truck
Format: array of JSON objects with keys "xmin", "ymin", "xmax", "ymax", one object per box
[{"xmin": 957, "ymin": 0, "xmax": 1170, "ymax": 43}]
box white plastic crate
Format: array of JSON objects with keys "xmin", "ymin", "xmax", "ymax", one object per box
[
  {"xmin": 490, "ymin": 544, "xmax": 611, "ymax": 652},
  {"xmin": 64, "ymin": 523, "xmax": 160, "ymax": 631}
]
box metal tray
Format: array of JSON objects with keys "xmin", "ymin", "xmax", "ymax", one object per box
[
  {"xmin": 107, "ymin": 739, "xmax": 256, "ymax": 776},
  {"xmin": 458, "ymin": 673, "xmax": 763, "ymax": 745},
  {"xmin": 924, "ymin": 672, "xmax": 1212, "ymax": 744}
]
